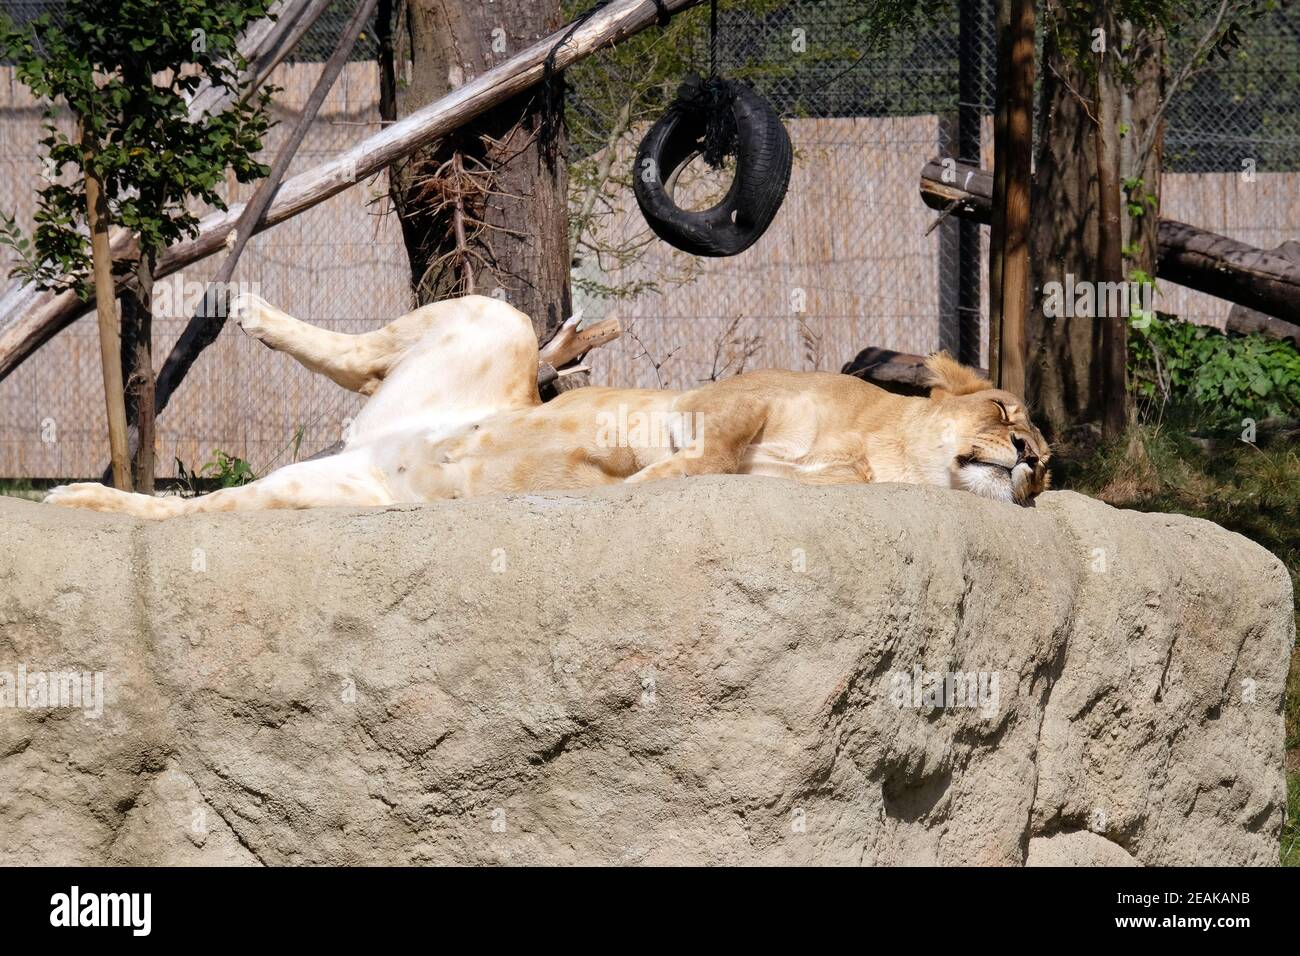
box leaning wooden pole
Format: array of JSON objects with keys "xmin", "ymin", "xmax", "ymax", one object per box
[
  {"xmin": 0, "ymin": 0, "xmax": 704, "ymax": 384},
  {"xmin": 988, "ymin": 0, "xmax": 1034, "ymax": 396},
  {"xmin": 154, "ymin": 0, "xmax": 380, "ymax": 424},
  {"xmin": 81, "ymin": 124, "xmax": 133, "ymax": 491}
]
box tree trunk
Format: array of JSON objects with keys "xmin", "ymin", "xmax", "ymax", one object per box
[
  {"xmin": 81, "ymin": 125, "xmax": 133, "ymax": 491},
  {"xmin": 1094, "ymin": 5, "xmax": 1128, "ymax": 438},
  {"xmin": 1027, "ymin": 1, "xmax": 1162, "ymax": 438},
  {"xmin": 121, "ymin": 254, "xmax": 156, "ymax": 493},
  {"xmin": 381, "ymin": 0, "xmax": 571, "ymax": 343},
  {"xmin": 989, "ymin": 0, "xmax": 1034, "ymax": 396}
]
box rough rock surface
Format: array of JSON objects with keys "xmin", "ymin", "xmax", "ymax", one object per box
[{"xmin": 0, "ymin": 479, "xmax": 1291, "ymax": 865}]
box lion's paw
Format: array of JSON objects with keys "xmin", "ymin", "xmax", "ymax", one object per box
[
  {"xmin": 44, "ymin": 482, "xmax": 118, "ymax": 511},
  {"xmin": 230, "ymin": 291, "xmax": 274, "ymax": 343}
]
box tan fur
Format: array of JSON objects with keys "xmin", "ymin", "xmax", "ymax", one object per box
[
  {"xmin": 46, "ymin": 297, "xmax": 1050, "ymax": 519},
  {"xmin": 923, "ymin": 351, "xmax": 994, "ymax": 396}
]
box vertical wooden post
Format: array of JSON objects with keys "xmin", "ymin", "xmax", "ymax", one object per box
[
  {"xmin": 81, "ymin": 122, "xmax": 132, "ymax": 491},
  {"xmin": 957, "ymin": 0, "xmax": 984, "ymax": 368},
  {"xmin": 937, "ymin": 112, "xmax": 961, "ymax": 357},
  {"xmin": 989, "ymin": 0, "xmax": 1034, "ymax": 395}
]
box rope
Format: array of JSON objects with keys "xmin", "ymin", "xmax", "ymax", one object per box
[{"xmin": 540, "ymin": 0, "xmax": 677, "ymax": 161}]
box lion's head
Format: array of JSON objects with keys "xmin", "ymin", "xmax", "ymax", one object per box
[{"xmin": 923, "ymin": 353, "xmax": 1051, "ymax": 506}]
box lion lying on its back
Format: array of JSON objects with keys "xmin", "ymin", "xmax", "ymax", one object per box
[{"xmin": 46, "ymin": 295, "xmax": 1050, "ymax": 519}]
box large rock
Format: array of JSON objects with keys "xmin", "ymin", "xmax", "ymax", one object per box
[{"xmin": 0, "ymin": 480, "xmax": 1291, "ymax": 865}]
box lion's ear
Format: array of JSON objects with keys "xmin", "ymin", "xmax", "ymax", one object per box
[{"xmin": 923, "ymin": 351, "xmax": 994, "ymax": 399}]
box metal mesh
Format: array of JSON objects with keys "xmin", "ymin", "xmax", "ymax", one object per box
[{"xmin": 1, "ymin": 0, "xmax": 1299, "ymax": 478}]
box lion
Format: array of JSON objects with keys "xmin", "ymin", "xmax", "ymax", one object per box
[{"xmin": 44, "ymin": 293, "xmax": 1050, "ymax": 519}]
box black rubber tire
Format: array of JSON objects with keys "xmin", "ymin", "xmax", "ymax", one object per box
[{"xmin": 632, "ymin": 80, "xmax": 793, "ymax": 257}]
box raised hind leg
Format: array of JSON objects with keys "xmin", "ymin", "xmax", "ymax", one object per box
[
  {"xmin": 231, "ymin": 292, "xmax": 542, "ymax": 415},
  {"xmin": 231, "ymin": 292, "xmax": 411, "ymax": 395}
]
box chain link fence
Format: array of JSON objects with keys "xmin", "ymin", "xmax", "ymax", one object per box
[{"xmin": 1, "ymin": 0, "xmax": 1298, "ymax": 477}]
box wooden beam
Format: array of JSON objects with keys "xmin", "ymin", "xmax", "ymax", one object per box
[
  {"xmin": 921, "ymin": 159, "xmax": 1300, "ymax": 327},
  {"xmin": 0, "ymin": 0, "xmax": 704, "ymax": 384}
]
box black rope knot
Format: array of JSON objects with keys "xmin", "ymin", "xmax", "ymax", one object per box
[{"xmin": 670, "ymin": 73, "xmax": 738, "ymax": 168}]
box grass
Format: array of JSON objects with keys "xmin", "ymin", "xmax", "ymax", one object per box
[
  {"xmin": 0, "ymin": 478, "xmax": 45, "ymax": 501},
  {"xmin": 1054, "ymin": 422, "xmax": 1300, "ymax": 864}
]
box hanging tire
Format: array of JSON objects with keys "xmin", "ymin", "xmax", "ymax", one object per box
[{"xmin": 632, "ymin": 77, "xmax": 792, "ymax": 257}]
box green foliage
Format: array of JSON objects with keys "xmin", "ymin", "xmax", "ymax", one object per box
[
  {"xmin": 1285, "ymin": 754, "xmax": 1300, "ymax": 866},
  {"xmin": 0, "ymin": 0, "xmax": 275, "ymax": 294},
  {"xmin": 1129, "ymin": 314, "xmax": 1300, "ymax": 427},
  {"xmin": 1046, "ymin": 0, "xmax": 1270, "ymax": 91},
  {"xmin": 200, "ymin": 449, "xmax": 256, "ymax": 487}
]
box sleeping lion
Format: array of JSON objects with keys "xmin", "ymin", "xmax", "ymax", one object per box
[{"xmin": 45, "ymin": 294, "xmax": 1050, "ymax": 519}]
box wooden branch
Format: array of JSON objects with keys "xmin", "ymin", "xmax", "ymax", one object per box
[
  {"xmin": 152, "ymin": 0, "xmax": 381, "ymax": 422},
  {"xmin": 920, "ymin": 159, "xmax": 1300, "ymax": 326},
  {"xmin": 186, "ymin": 0, "xmax": 335, "ymax": 121},
  {"xmin": 539, "ymin": 313, "xmax": 623, "ymax": 368},
  {"xmin": 0, "ymin": 0, "xmax": 703, "ymax": 383}
]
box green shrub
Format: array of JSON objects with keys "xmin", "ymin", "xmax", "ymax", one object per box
[{"xmin": 1129, "ymin": 314, "xmax": 1300, "ymax": 428}]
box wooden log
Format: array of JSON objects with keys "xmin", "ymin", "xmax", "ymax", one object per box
[
  {"xmin": 1226, "ymin": 243, "xmax": 1300, "ymax": 344},
  {"xmin": 920, "ymin": 159, "xmax": 1300, "ymax": 326},
  {"xmin": 841, "ymin": 346, "xmax": 992, "ymax": 397},
  {"xmin": 0, "ymin": 0, "xmax": 703, "ymax": 383},
  {"xmin": 1158, "ymin": 221, "xmax": 1300, "ymax": 327},
  {"xmin": 921, "ymin": 159, "xmax": 993, "ymax": 223}
]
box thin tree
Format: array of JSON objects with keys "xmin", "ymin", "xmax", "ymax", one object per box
[{"xmin": 0, "ymin": 0, "xmax": 274, "ymax": 490}]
